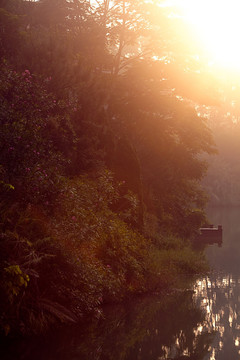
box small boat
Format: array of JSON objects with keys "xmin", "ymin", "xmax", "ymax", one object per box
[{"xmin": 196, "ymin": 224, "xmax": 223, "ymax": 245}]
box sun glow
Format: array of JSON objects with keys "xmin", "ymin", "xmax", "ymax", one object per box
[{"xmin": 173, "ymin": 0, "xmax": 240, "ymax": 71}]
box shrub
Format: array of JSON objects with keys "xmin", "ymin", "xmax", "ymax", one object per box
[{"xmin": 0, "ymin": 62, "xmax": 66, "ymax": 205}]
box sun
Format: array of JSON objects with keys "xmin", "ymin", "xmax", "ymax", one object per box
[{"xmin": 172, "ymin": 0, "xmax": 240, "ymax": 72}]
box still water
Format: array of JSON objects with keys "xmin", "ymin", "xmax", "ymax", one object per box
[
  {"xmin": 194, "ymin": 207, "xmax": 240, "ymax": 360},
  {"xmin": 2, "ymin": 207, "xmax": 240, "ymax": 360}
]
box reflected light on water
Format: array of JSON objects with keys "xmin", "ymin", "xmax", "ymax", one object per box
[{"xmin": 193, "ymin": 273, "xmax": 240, "ymax": 358}]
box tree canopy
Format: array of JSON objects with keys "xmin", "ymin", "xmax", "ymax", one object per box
[{"xmin": 0, "ymin": 0, "xmax": 214, "ymax": 336}]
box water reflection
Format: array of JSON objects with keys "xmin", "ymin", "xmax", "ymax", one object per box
[
  {"xmin": 192, "ymin": 207, "xmax": 240, "ymax": 360},
  {"xmin": 2, "ymin": 291, "xmax": 214, "ymax": 360},
  {"xmin": 194, "ymin": 274, "xmax": 240, "ymax": 360}
]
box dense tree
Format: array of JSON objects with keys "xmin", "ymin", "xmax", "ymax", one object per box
[
  {"xmin": 0, "ymin": 0, "xmax": 213, "ymax": 335},
  {"xmin": 105, "ymin": 60, "xmax": 215, "ymax": 235}
]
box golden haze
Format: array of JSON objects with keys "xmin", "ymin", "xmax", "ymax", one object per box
[{"xmin": 164, "ymin": 0, "xmax": 240, "ymax": 73}]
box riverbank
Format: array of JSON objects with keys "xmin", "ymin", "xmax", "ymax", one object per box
[
  {"xmin": 0, "ymin": 203, "xmax": 208, "ymax": 338},
  {"xmin": 4, "ymin": 206, "xmax": 240, "ymax": 360}
]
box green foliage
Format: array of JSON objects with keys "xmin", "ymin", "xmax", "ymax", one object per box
[
  {"xmin": 52, "ymin": 171, "xmax": 148, "ymax": 301},
  {"xmin": 3, "ymin": 265, "xmax": 29, "ymax": 302},
  {"xmin": 146, "ymin": 235, "xmax": 208, "ymax": 291},
  {"xmin": 0, "ymin": 214, "xmax": 78, "ymax": 335},
  {"xmin": 0, "ymin": 62, "xmax": 66, "ymax": 205},
  {"xmin": 0, "ymin": 0, "xmax": 212, "ymax": 337}
]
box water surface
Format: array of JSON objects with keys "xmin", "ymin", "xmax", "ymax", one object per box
[{"xmin": 193, "ymin": 207, "xmax": 240, "ymax": 359}]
